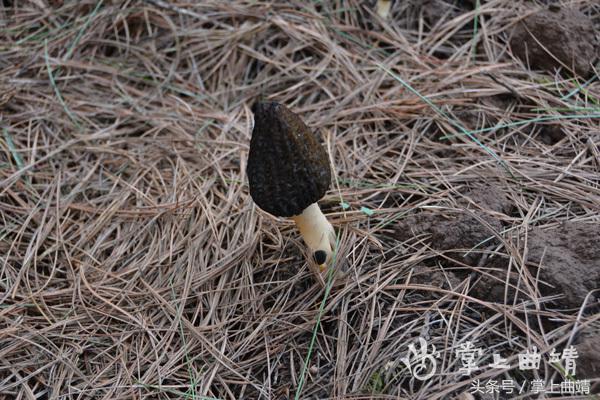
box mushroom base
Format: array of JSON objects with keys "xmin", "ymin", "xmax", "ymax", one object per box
[
  {"xmin": 376, "ymin": 0, "xmax": 391, "ymax": 19},
  {"xmin": 291, "ymin": 203, "xmax": 336, "ymax": 267}
]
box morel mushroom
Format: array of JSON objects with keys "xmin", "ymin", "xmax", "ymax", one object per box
[{"xmin": 247, "ymin": 101, "xmax": 336, "ymax": 268}]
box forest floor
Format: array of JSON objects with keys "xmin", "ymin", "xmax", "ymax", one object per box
[{"xmin": 1, "ymin": 1, "xmax": 599, "ymax": 399}]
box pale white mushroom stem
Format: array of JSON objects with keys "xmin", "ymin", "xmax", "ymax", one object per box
[
  {"xmin": 376, "ymin": 0, "xmax": 391, "ymax": 19},
  {"xmin": 291, "ymin": 203, "xmax": 336, "ymax": 265}
]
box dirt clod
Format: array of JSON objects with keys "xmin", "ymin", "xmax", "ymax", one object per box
[
  {"xmin": 526, "ymin": 222, "xmax": 600, "ymax": 308},
  {"xmin": 410, "ymin": 265, "xmax": 463, "ymax": 291},
  {"xmin": 575, "ymin": 322, "xmax": 600, "ymax": 382},
  {"xmin": 422, "ymin": 0, "xmax": 474, "ymax": 26},
  {"xmin": 393, "ymin": 185, "xmax": 509, "ymax": 262},
  {"xmin": 469, "ymin": 222, "xmax": 600, "ymax": 308},
  {"xmin": 509, "ymin": 7, "xmax": 599, "ymax": 76},
  {"xmin": 539, "ymin": 124, "xmax": 565, "ymax": 145}
]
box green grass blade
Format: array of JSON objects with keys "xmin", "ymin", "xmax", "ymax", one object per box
[
  {"xmin": 2, "ymin": 127, "xmax": 24, "ymax": 170},
  {"xmin": 44, "ymin": 39, "xmax": 81, "ymax": 129},
  {"xmin": 294, "ymin": 235, "xmax": 340, "ymax": 400},
  {"xmin": 64, "ymin": 0, "xmax": 104, "ymax": 60}
]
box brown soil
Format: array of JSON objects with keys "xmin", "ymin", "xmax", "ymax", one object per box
[
  {"xmin": 538, "ymin": 124, "xmax": 565, "ymax": 145},
  {"xmin": 510, "ymin": 7, "xmax": 599, "ymax": 77},
  {"xmin": 393, "ymin": 185, "xmax": 510, "ymax": 264},
  {"xmin": 575, "ymin": 322, "xmax": 600, "ymax": 382},
  {"xmin": 422, "ymin": 0, "xmax": 474, "ymax": 26},
  {"xmin": 468, "ymin": 222, "xmax": 600, "ymax": 310},
  {"xmin": 410, "ymin": 264, "xmax": 463, "ymax": 291},
  {"xmin": 526, "ymin": 222, "xmax": 600, "ymax": 308},
  {"xmin": 394, "ymin": 188, "xmax": 600, "ymax": 309},
  {"xmin": 392, "ymin": 185, "xmax": 517, "ymax": 303}
]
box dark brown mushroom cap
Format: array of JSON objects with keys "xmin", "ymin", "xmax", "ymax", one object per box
[{"xmin": 247, "ymin": 102, "xmax": 331, "ymax": 217}]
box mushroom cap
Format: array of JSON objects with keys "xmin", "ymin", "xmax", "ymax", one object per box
[{"xmin": 247, "ymin": 101, "xmax": 331, "ymax": 217}]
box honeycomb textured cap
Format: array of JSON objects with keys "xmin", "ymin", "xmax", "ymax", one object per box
[{"xmin": 247, "ymin": 101, "xmax": 331, "ymax": 217}]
